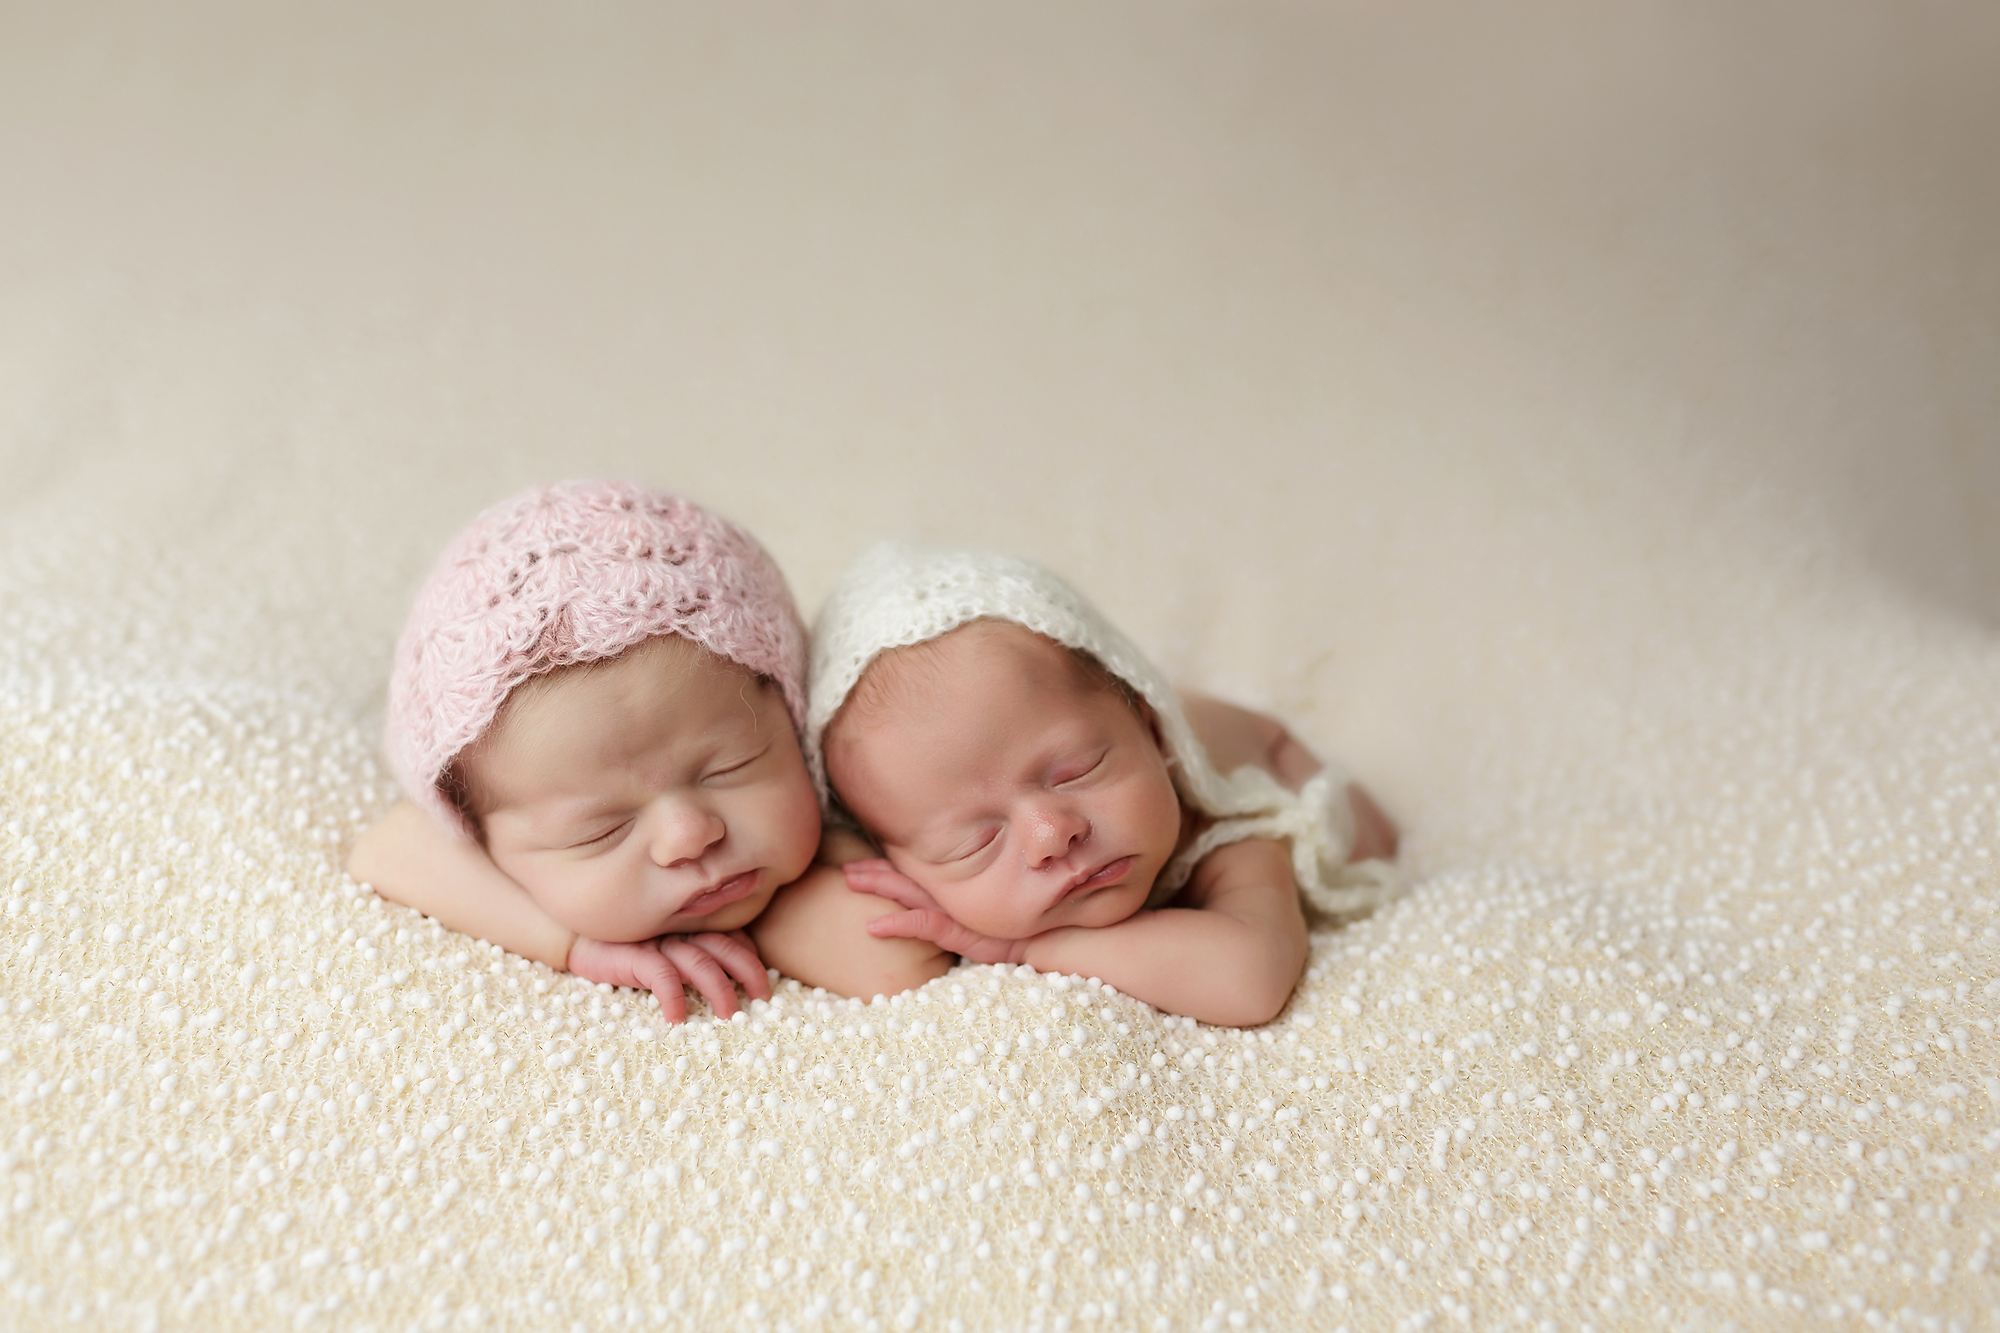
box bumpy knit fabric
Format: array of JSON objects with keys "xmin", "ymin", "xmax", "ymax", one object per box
[
  {"xmin": 385, "ymin": 481, "xmax": 807, "ymax": 831},
  {"xmin": 806, "ymin": 542, "xmax": 1396, "ymax": 915}
]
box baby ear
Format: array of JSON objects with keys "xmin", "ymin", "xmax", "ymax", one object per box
[{"xmin": 1135, "ymin": 696, "xmax": 1168, "ymax": 753}]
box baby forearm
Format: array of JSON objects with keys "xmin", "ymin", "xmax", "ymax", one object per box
[
  {"xmin": 753, "ymin": 864, "xmax": 955, "ymax": 1001},
  {"xmin": 346, "ymin": 800, "xmax": 576, "ymax": 971},
  {"xmin": 1021, "ymin": 909, "xmax": 1306, "ymax": 1028}
]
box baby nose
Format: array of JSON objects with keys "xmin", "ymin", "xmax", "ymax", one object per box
[
  {"xmin": 1025, "ymin": 803, "xmax": 1090, "ymax": 865},
  {"xmin": 646, "ymin": 799, "xmax": 726, "ymax": 868}
]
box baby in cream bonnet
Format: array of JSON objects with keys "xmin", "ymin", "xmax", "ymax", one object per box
[{"xmin": 753, "ymin": 543, "xmax": 1398, "ymax": 1027}]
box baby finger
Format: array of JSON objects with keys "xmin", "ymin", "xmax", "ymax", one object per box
[
  {"xmin": 630, "ymin": 951, "xmax": 689, "ymax": 1025},
  {"xmin": 690, "ymin": 931, "xmax": 771, "ymax": 1001},
  {"xmin": 842, "ymin": 862, "xmax": 934, "ymax": 911},
  {"xmin": 660, "ymin": 938, "xmax": 742, "ymax": 1019}
]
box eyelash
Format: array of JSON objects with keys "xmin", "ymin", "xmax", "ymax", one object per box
[
  {"xmin": 1054, "ymin": 753, "xmax": 1106, "ymax": 786},
  {"xmin": 704, "ymin": 748, "xmax": 766, "ymax": 781},
  {"xmin": 574, "ymin": 821, "xmax": 630, "ymax": 850},
  {"xmin": 951, "ymin": 829, "xmax": 1000, "ymax": 862}
]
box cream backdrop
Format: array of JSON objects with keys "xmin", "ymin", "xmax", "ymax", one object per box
[{"xmin": 2, "ymin": 3, "xmax": 1997, "ymax": 1330}]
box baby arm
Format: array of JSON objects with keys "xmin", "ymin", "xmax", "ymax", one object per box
[
  {"xmin": 1180, "ymin": 693, "xmax": 1399, "ymax": 862},
  {"xmin": 346, "ymin": 801, "xmax": 767, "ymax": 1021},
  {"xmin": 1023, "ymin": 838, "xmax": 1307, "ymax": 1026},
  {"xmin": 855, "ymin": 839, "xmax": 1308, "ymax": 1028},
  {"xmin": 348, "ymin": 800, "xmax": 577, "ymax": 969},
  {"xmin": 750, "ymin": 827, "xmax": 956, "ymax": 1001}
]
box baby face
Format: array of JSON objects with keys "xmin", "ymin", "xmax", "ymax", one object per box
[
  {"xmin": 827, "ymin": 622, "xmax": 1184, "ymax": 940},
  {"xmin": 460, "ymin": 635, "xmax": 820, "ymax": 942}
]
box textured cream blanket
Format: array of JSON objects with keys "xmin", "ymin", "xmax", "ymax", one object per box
[{"xmin": 4, "ymin": 4, "xmax": 1997, "ymax": 1330}]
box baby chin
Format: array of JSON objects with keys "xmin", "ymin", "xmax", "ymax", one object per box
[{"xmin": 1040, "ymin": 876, "xmax": 1155, "ymax": 934}]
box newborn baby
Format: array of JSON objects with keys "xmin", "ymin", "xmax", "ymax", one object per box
[
  {"xmin": 347, "ymin": 482, "xmax": 917, "ymax": 1021},
  {"xmin": 756, "ymin": 543, "xmax": 1398, "ymax": 1027}
]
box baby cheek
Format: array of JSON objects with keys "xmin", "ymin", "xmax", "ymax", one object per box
[
  {"xmin": 767, "ymin": 782, "xmax": 824, "ymax": 878},
  {"xmin": 1132, "ymin": 782, "xmax": 1184, "ymax": 857},
  {"xmin": 918, "ymin": 878, "xmax": 987, "ymax": 926},
  {"xmin": 526, "ymin": 860, "xmax": 650, "ymax": 941},
  {"xmin": 493, "ymin": 848, "xmax": 566, "ymax": 912},
  {"xmin": 945, "ymin": 884, "xmax": 1041, "ymax": 941}
]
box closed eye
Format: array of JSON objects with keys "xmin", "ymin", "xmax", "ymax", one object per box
[
  {"xmin": 567, "ymin": 819, "xmax": 632, "ymax": 850},
  {"xmin": 1051, "ymin": 749, "xmax": 1108, "ymax": 787},
  {"xmin": 942, "ymin": 827, "xmax": 1000, "ymax": 863},
  {"xmin": 703, "ymin": 745, "xmax": 771, "ymax": 782}
]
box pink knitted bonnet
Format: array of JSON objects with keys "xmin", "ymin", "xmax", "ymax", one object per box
[{"xmin": 386, "ymin": 480, "xmax": 807, "ymax": 830}]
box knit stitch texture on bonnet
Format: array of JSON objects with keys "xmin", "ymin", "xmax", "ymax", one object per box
[
  {"xmin": 806, "ymin": 541, "xmax": 1395, "ymax": 915},
  {"xmin": 387, "ymin": 480, "xmax": 807, "ymax": 832}
]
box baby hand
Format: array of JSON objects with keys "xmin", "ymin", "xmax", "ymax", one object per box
[
  {"xmin": 841, "ymin": 859, "xmax": 944, "ymax": 913},
  {"xmin": 567, "ymin": 931, "xmax": 771, "ymax": 1024},
  {"xmin": 844, "ymin": 860, "xmax": 1029, "ymax": 966}
]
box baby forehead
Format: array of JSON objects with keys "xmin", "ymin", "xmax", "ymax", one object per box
[{"xmin": 853, "ymin": 620, "xmax": 1100, "ymax": 709}]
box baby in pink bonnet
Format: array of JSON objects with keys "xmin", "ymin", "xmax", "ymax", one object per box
[{"xmin": 347, "ymin": 480, "xmax": 948, "ymax": 1020}]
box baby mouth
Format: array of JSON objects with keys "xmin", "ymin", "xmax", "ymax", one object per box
[
  {"xmin": 680, "ymin": 870, "xmax": 760, "ymax": 917},
  {"xmin": 1060, "ymin": 856, "xmax": 1134, "ymax": 900}
]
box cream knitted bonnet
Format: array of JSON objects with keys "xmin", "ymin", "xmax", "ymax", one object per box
[
  {"xmin": 387, "ymin": 480, "xmax": 807, "ymax": 833},
  {"xmin": 806, "ymin": 542, "xmax": 1396, "ymax": 915}
]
